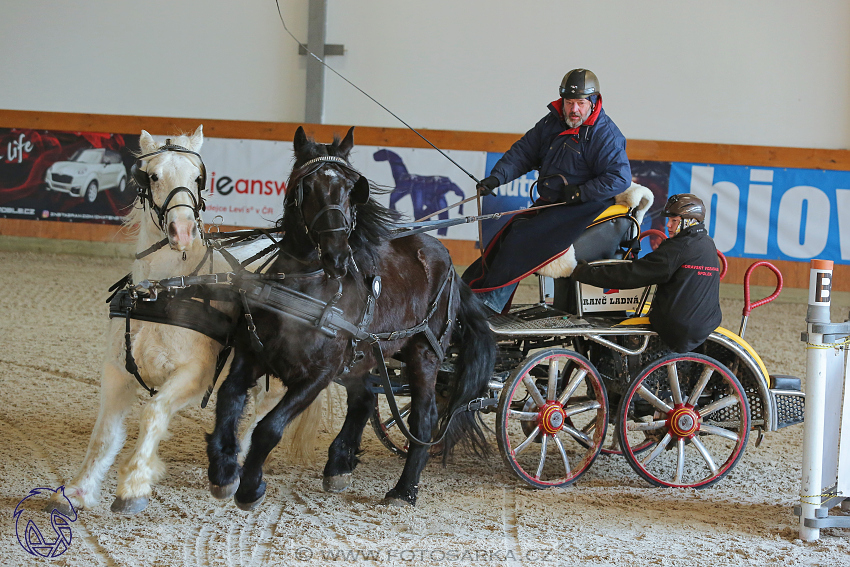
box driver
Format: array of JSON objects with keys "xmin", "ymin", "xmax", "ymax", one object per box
[
  {"xmin": 462, "ymin": 69, "xmax": 631, "ymax": 314},
  {"xmin": 571, "ymin": 194, "xmax": 722, "ymax": 353}
]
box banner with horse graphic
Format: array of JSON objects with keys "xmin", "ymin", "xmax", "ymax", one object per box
[{"xmin": 6, "ymin": 126, "xmax": 850, "ymax": 267}]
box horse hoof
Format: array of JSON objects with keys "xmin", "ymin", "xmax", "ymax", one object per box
[
  {"xmin": 44, "ymin": 499, "xmax": 75, "ymax": 516},
  {"xmin": 322, "ymin": 474, "xmax": 352, "ymax": 493},
  {"xmin": 381, "ymin": 496, "xmax": 413, "ymax": 508},
  {"xmin": 110, "ymin": 496, "xmax": 149, "ymax": 515},
  {"xmin": 234, "ymin": 492, "xmax": 265, "ymax": 512},
  {"xmin": 209, "ymin": 479, "xmax": 240, "ymax": 500}
]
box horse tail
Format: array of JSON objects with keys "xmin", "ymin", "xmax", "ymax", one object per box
[{"xmin": 438, "ymin": 278, "xmax": 496, "ymax": 462}]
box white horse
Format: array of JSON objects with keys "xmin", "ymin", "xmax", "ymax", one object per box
[{"xmin": 47, "ymin": 126, "xmax": 287, "ymax": 515}]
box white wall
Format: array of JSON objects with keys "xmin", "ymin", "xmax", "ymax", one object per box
[
  {"xmin": 1, "ymin": 1, "xmax": 308, "ymax": 123},
  {"xmin": 2, "ymin": 0, "xmax": 848, "ymax": 150}
]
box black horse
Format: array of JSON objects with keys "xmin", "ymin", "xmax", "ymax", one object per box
[{"xmin": 206, "ymin": 126, "xmax": 496, "ymax": 507}]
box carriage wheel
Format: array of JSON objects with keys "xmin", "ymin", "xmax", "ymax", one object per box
[
  {"xmin": 496, "ymin": 349, "xmax": 608, "ymax": 489},
  {"xmin": 370, "ymin": 393, "xmax": 411, "ymax": 457},
  {"xmin": 370, "ymin": 354, "xmax": 458, "ymax": 458},
  {"xmin": 583, "ymin": 415, "xmax": 654, "ymax": 456},
  {"xmin": 617, "ymin": 353, "xmax": 750, "ymax": 488}
]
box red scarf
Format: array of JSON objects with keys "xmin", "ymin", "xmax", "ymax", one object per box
[{"xmin": 550, "ymin": 97, "xmax": 603, "ymax": 136}]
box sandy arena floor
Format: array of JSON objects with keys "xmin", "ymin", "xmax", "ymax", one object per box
[{"xmin": 1, "ymin": 250, "xmax": 849, "ymax": 566}]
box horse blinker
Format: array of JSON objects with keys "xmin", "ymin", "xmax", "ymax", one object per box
[{"xmin": 351, "ymin": 175, "xmax": 370, "ymax": 205}]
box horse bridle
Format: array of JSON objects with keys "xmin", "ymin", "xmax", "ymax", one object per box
[
  {"xmin": 287, "ymin": 156, "xmax": 367, "ymax": 250},
  {"xmin": 131, "ymin": 140, "xmax": 208, "ymax": 232}
]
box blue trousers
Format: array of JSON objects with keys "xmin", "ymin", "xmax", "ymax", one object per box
[{"xmin": 476, "ymin": 282, "xmax": 519, "ymax": 314}]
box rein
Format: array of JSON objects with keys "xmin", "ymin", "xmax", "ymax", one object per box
[
  {"xmin": 415, "ymin": 194, "xmax": 480, "ymax": 222},
  {"xmin": 391, "ymin": 200, "xmax": 569, "ymax": 240}
]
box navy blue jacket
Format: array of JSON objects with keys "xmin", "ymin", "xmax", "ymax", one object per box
[{"xmin": 490, "ymin": 99, "xmax": 631, "ymax": 203}]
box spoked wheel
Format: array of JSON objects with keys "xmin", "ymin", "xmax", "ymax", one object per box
[
  {"xmin": 617, "ymin": 353, "xmax": 750, "ymax": 488},
  {"xmin": 587, "ymin": 417, "xmax": 654, "ymax": 456},
  {"xmin": 370, "ymin": 390, "xmax": 411, "ymax": 457},
  {"xmin": 369, "ymin": 355, "xmax": 454, "ymax": 458},
  {"xmin": 497, "ymin": 349, "xmax": 608, "ymax": 489}
]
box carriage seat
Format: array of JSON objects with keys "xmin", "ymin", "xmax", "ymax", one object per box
[
  {"xmin": 540, "ymin": 183, "xmax": 654, "ymax": 315},
  {"xmin": 535, "ymin": 183, "xmax": 652, "ymax": 280}
]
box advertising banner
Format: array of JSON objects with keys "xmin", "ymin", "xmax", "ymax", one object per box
[
  {"xmin": 171, "ymin": 136, "xmax": 294, "ymax": 228},
  {"xmin": 123, "ymin": 135, "xmax": 487, "ymax": 236},
  {"xmin": 670, "ymin": 163, "xmax": 850, "ymax": 264},
  {"xmin": 353, "ymin": 145, "xmax": 485, "ymax": 241},
  {"xmin": 4, "ymin": 125, "xmax": 849, "ymax": 266},
  {"xmin": 0, "ymin": 128, "xmax": 139, "ymax": 223}
]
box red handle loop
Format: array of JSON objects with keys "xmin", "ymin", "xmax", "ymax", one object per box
[
  {"xmin": 640, "ymin": 229, "xmax": 667, "ymax": 242},
  {"xmin": 742, "ymin": 261, "xmax": 783, "ymax": 317},
  {"xmin": 717, "ymin": 250, "xmax": 727, "ymax": 281}
]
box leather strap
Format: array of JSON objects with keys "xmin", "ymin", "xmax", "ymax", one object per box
[{"xmin": 369, "ymin": 341, "xmax": 496, "ymax": 447}]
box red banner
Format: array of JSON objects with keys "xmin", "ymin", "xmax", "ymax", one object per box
[{"xmin": 0, "ymin": 128, "xmax": 140, "ymax": 224}]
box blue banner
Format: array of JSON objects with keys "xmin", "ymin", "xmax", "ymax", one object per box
[
  {"xmin": 670, "ymin": 163, "xmax": 850, "ymax": 264},
  {"xmin": 480, "ymin": 152, "xmax": 536, "ymax": 245}
]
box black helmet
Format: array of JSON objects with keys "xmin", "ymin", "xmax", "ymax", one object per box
[
  {"xmin": 559, "ymin": 69, "xmax": 600, "ymax": 99},
  {"xmin": 663, "ymin": 194, "xmax": 706, "ymax": 222}
]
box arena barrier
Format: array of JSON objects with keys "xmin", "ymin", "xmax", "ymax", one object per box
[{"xmin": 796, "ymin": 259, "xmax": 850, "ymax": 540}]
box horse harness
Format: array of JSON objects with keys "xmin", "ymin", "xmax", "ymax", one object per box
[
  {"xmin": 239, "ymin": 266, "xmax": 455, "ymax": 362},
  {"xmin": 111, "ymin": 154, "xmax": 479, "ymax": 441},
  {"xmin": 287, "ymin": 156, "xmax": 366, "ymax": 256},
  {"xmin": 235, "ymin": 264, "xmax": 461, "ymax": 448},
  {"xmin": 107, "ymin": 229, "xmax": 284, "ymax": 405},
  {"xmin": 132, "ymin": 141, "xmax": 208, "ymax": 259}
]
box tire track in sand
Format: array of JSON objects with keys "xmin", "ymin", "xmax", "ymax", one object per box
[{"xmin": 501, "ymin": 487, "xmax": 523, "ymax": 567}]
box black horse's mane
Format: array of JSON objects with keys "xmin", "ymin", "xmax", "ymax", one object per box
[{"xmin": 278, "ymin": 134, "xmax": 404, "ymax": 255}]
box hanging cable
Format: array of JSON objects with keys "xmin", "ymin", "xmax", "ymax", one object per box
[{"xmin": 274, "ymin": 0, "xmax": 481, "ymax": 185}]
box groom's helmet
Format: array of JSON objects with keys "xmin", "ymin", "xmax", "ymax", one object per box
[{"xmin": 663, "ymin": 194, "xmax": 706, "ymax": 222}]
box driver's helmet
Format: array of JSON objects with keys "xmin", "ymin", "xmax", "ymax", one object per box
[
  {"xmin": 559, "ymin": 69, "xmax": 601, "ymax": 99},
  {"xmin": 663, "ymin": 193, "xmax": 705, "ymax": 233}
]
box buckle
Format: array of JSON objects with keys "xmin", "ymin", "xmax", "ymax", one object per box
[
  {"xmin": 133, "ymin": 280, "xmax": 161, "ymax": 301},
  {"xmin": 465, "ymin": 397, "xmax": 498, "ymax": 412}
]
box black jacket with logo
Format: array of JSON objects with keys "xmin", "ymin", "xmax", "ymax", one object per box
[{"xmin": 571, "ymin": 223, "xmax": 722, "ymax": 352}]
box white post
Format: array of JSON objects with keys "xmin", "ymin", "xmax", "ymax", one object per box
[{"xmin": 799, "ymin": 259, "xmax": 834, "ymax": 541}]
